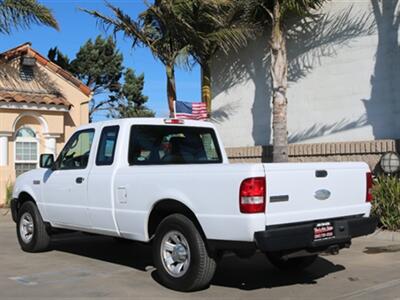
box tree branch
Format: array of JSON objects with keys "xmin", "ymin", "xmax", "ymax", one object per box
[{"xmin": 89, "ymin": 98, "xmax": 119, "ymax": 116}]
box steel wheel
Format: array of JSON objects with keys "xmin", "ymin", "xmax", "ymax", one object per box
[
  {"xmin": 160, "ymin": 230, "xmax": 191, "ymax": 278},
  {"xmin": 19, "ymin": 212, "xmax": 34, "ymax": 244},
  {"xmin": 17, "ymin": 201, "xmax": 50, "ymax": 252},
  {"xmin": 153, "ymin": 214, "xmax": 216, "ymax": 291}
]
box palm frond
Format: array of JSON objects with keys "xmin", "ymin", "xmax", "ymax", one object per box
[
  {"xmin": 0, "ymin": 0, "xmax": 59, "ymax": 34},
  {"xmin": 81, "ymin": 4, "xmax": 148, "ymax": 50},
  {"xmin": 282, "ymin": 0, "xmax": 326, "ymax": 16},
  {"xmin": 242, "ymin": 0, "xmax": 329, "ymax": 24},
  {"xmin": 82, "ymin": 1, "xmax": 189, "ymax": 69},
  {"xmin": 157, "ymin": 0, "xmax": 256, "ymax": 64},
  {"xmin": 208, "ymin": 26, "xmax": 255, "ymax": 55}
]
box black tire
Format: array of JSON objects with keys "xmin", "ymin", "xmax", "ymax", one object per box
[
  {"xmin": 266, "ymin": 253, "xmax": 317, "ymax": 271},
  {"xmin": 152, "ymin": 214, "xmax": 216, "ymax": 292},
  {"xmin": 16, "ymin": 201, "xmax": 50, "ymax": 252}
]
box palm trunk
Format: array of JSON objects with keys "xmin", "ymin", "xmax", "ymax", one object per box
[
  {"xmin": 166, "ymin": 63, "xmax": 177, "ymax": 117},
  {"xmin": 270, "ymin": 0, "xmax": 288, "ymax": 162},
  {"xmin": 201, "ymin": 62, "xmax": 212, "ymax": 112}
]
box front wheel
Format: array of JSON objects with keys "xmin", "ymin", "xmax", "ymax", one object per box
[
  {"xmin": 152, "ymin": 214, "xmax": 216, "ymax": 292},
  {"xmin": 266, "ymin": 253, "xmax": 317, "ymax": 271},
  {"xmin": 16, "ymin": 201, "xmax": 51, "ymax": 252}
]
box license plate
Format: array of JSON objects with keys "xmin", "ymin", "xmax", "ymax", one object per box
[{"xmin": 314, "ymin": 222, "xmax": 335, "ymax": 241}]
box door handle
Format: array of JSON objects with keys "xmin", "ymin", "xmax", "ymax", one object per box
[{"xmin": 76, "ymin": 177, "xmax": 84, "ymax": 184}]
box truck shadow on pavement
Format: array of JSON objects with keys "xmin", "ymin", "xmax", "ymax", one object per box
[
  {"xmin": 51, "ymin": 233, "xmax": 153, "ymax": 271},
  {"xmin": 51, "ymin": 232, "xmax": 345, "ymax": 291},
  {"xmin": 211, "ymin": 253, "xmax": 345, "ymax": 290}
]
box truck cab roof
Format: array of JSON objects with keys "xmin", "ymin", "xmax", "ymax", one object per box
[{"xmin": 77, "ymin": 118, "xmax": 216, "ymax": 131}]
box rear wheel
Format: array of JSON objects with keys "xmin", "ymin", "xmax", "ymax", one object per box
[
  {"xmin": 266, "ymin": 253, "xmax": 317, "ymax": 271},
  {"xmin": 16, "ymin": 202, "xmax": 50, "ymax": 252},
  {"xmin": 152, "ymin": 214, "xmax": 216, "ymax": 292}
]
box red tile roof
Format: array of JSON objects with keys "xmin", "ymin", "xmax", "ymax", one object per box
[
  {"xmin": 0, "ymin": 91, "xmax": 71, "ymax": 107},
  {"xmin": 0, "ymin": 42, "xmax": 91, "ymax": 97}
]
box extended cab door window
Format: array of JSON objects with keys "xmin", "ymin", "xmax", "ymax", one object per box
[
  {"xmin": 128, "ymin": 125, "xmax": 222, "ymax": 165},
  {"xmin": 56, "ymin": 129, "xmax": 95, "ymax": 170},
  {"xmin": 96, "ymin": 126, "xmax": 119, "ymax": 166}
]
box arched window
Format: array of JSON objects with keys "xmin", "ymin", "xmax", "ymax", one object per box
[{"xmin": 15, "ymin": 127, "xmax": 38, "ymax": 177}]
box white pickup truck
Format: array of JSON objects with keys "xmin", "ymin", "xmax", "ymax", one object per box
[{"xmin": 11, "ymin": 118, "xmax": 376, "ymax": 291}]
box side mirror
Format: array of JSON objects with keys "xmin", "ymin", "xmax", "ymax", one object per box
[{"xmin": 40, "ymin": 153, "xmax": 55, "ymax": 169}]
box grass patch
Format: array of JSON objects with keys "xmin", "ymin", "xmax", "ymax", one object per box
[{"xmin": 5, "ymin": 182, "xmax": 13, "ymax": 208}]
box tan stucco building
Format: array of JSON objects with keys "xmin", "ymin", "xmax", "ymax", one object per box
[{"xmin": 0, "ymin": 43, "xmax": 91, "ymax": 205}]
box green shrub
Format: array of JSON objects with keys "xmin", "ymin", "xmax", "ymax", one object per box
[
  {"xmin": 372, "ymin": 175, "xmax": 400, "ymax": 231},
  {"xmin": 5, "ymin": 182, "xmax": 13, "ymax": 208}
]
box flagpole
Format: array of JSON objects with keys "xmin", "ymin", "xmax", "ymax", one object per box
[{"xmin": 173, "ymin": 101, "xmax": 177, "ymax": 118}]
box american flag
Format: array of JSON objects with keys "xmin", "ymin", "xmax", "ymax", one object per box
[{"xmin": 174, "ymin": 101, "xmax": 208, "ymax": 120}]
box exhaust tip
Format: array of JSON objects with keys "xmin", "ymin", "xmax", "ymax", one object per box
[{"xmin": 326, "ymin": 245, "xmax": 340, "ymax": 255}]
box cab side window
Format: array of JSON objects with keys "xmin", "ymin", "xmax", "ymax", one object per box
[
  {"xmin": 96, "ymin": 126, "xmax": 119, "ymax": 166},
  {"xmin": 57, "ymin": 129, "xmax": 95, "ymax": 170}
]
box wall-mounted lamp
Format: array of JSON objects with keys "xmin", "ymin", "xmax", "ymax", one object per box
[{"xmin": 380, "ymin": 152, "xmax": 400, "ymax": 174}]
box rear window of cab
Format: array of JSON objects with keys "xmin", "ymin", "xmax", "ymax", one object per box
[{"xmin": 128, "ymin": 125, "xmax": 222, "ymax": 165}]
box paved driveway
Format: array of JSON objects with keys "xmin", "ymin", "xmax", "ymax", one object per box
[{"xmin": 1, "ymin": 211, "xmax": 400, "ymax": 300}]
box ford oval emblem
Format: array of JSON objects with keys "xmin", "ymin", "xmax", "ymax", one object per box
[{"xmin": 314, "ymin": 189, "xmax": 331, "ymax": 200}]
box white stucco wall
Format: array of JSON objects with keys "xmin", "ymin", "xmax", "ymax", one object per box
[{"xmin": 211, "ymin": 0, "xmax": 400, "ymax": 147}]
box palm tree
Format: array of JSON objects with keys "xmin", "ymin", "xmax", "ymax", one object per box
[
  {"xmin": 156, "ymin": 0, "xmax": 254, "ymax": 112},
  {"xmin": 245, "ymin": 0, "xmax": 326, "ymax": 162},
  {"xmin": 83, "ymin": 2, "xmax": 187, "ymax": 116},
  {"xmin": 0, "ymin": 0, "xmax": 59, "ymax": 34}
]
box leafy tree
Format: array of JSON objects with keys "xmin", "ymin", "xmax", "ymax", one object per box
[
  {"xmin": 48, "ymin": 46, "xmax": 71, "ymax": 71},
  {"xmin": 113, "ymin": 68, "xmax": 155, "ymax": 118},
  {"xmin": 49, "ymin": 35, "xmax": 124, "ymax": 121},
  {"xmin": 71, "ymin": 36, "xmax": 124, "ymax": 119},
  {"xmin": 83, "ymin": 2, "xmax": 187, "ymax": 117},
  {"xmin": 48, "ymin": 37, "xmax": 153, "ymax": 120},
  {"xmin": 245, "ymin": 0, "xmax": 327, "ymax": 162},
  {"xmin": 0, "ymin": 0, "xmax": 59, "ymax": 34}
]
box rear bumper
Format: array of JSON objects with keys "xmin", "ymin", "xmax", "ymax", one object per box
[{"xmin": 254, "ymin": 216, "xmax": 377, "ymax": 252}]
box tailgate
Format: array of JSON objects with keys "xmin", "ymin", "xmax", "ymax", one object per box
[{"xmin": 263, "ymin": 162, "xmax": 371, "ymax": 226}]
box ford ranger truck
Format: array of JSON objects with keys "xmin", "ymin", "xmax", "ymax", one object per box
[{"xmin": 10, "ymin": 118, "xmax": 377, "ymax": 291}]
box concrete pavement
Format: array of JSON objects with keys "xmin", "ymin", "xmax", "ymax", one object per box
[{"xmin": 0, "ymin": 211, "xmax": 399, "ymax": 300}]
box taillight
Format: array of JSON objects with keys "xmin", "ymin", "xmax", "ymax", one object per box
[
  {"xmin": 240, "ymin": 177, "xmax": 266, "ymax": 213},
  {"xmin": 366, "ymin": 172, "xmax": 373, "ymax": 202}
]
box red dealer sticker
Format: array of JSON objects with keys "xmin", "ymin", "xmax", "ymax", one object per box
[{"xmin": 314, "ymin": 222, "xmax": 335, "ymax": 241}]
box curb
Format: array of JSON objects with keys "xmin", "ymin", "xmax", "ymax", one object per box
[{"xmin": 367, "ymin": 229, "xmax": 400, "ymax": 242}]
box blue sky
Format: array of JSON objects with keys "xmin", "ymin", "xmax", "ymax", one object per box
[{"xmin": 0, "ymin": 0, "xmax": 201, "ymax": 119}]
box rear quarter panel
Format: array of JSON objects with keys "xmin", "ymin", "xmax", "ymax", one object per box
[{"xmin": 113, "ymin": 163, "xmax": 266, "ymax": 242}]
